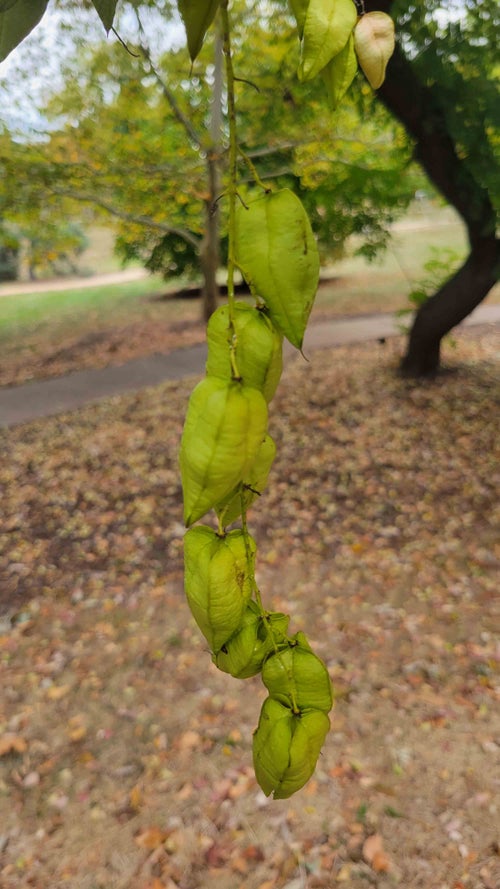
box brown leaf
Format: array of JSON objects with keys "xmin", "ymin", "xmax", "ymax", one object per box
[
  {"xmin": 0, "ymin": 733, "xmax": 28, "ymax": 756},
  {"xmin": 134, "ymin": 826, "xmax": 167, "ymax": 850}
]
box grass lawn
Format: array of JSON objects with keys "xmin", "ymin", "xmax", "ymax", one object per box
[{"xmin": 0, "ymin": 205, "xmax": 497, "ymax": 388}]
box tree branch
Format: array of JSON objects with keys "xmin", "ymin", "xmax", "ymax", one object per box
[
  {"xmin": 132, "ymin": 9, "xmax": 203, "ymax": 151},
  {"xmin": 50, "ymin": 186, "xmax": 201, "ymax": 249},
  {"xmin": 365, "ymin": 0, "xmax": 497, "ymax": 246}
]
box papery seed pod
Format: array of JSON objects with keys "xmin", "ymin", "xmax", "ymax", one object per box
[
  {"xmin": 354, "ymin": 11, "xmax": 395, "ymax": 89},
  {"xmin": 180, "ymin": 377, "xmax": 268, "ymax": 527},
  {"xmin": 214, "ymin": 601, "xmax": 290, "ymax": 679},
  {"xmin": 184, "ymin": 525, "xmax": 256, "ymax": 653},
  {"xmin": 262, "ymin": 632, "xmax": 332, "ymax": 713},
  {"xmin": 272, "ymin": 708, "xmax": 330, "ymax": 799},
  {"xmin": 322, "ymin": 33, "xmax": 358, "ymax": 110},
  {"xmin": 299, "ymin": 0, "xmax": 357, "ymax": 83},
  {"xmin": 216, "ymin": 433, "xmax": 276, "ymax": 527},
  {"xmin": 206, "ymin": 303, "xmax": 283, "ymax": 403},
  {"xmin": 177, "ymin": 0, "xmax": 220, "ymax": 62},
  {"xmin": 252, "ymin": 697, "xmax": 294, "ymax": 797},
  {"xmin": 252, "ymin": 697, "xmax": 330, "ymax": 799},
  {"xmin": 234, "ymin": 189, "xmax": 319, "ymax": 350}
]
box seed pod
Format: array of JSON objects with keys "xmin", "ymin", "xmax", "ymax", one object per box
[
  {"xmin": 354, "ymin": 11, "xmax": 395, "ymax": 89},
  {"xmin": 262, "ymin": 632, "xmax": 332, "ymax": 713},
  {"xmin": 214, "ymin": 601, "xmax": 290, "ymax": 679},
  {"xmin": 177, "ymin": 0, "xmax": 220, "ymax": 62},
  {"xmin": 299, "ymin": 0, "xmax": 357, "ymax": 83},
  {"xmin": 206, "ymin": 302, "xmax": 283, "ymax": 403},
  {"xmin": 322, "ymin": 33, "xmax": 358, "ymax": 110},
  {"xmin": 216, "ymin": 434, "xmax": 276, "ymax": 527},
  {"xmin": 253, "ymin": 697, "xmax": 330, "ymax": 799},
  {"xmin": 184, "ymin": 525, "xmax": 256, "ymax": 653},
  {"xmin": 180, "ymin": 377, "xmax": 268, "ymax": 527},
  {"xmin": 234, "ymin": 189, "xmax": 319, "ymax": 350}
]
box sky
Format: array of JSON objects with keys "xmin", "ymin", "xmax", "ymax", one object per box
[{"xmin": 0, "ymin": 2, "xmax": 184, "ymax": 136}]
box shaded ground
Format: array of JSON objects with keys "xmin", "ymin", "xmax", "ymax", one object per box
[{"xmin": 1, "ymin": 330, "xmax": 499, "ymax": 889}]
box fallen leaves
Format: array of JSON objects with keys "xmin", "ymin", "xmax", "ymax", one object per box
[
  {"xmin": 0, "ymin": 330, "xmax": 499, "ymax": 888},
  {"xmin": 0, "ymin": 733, "xmax": 28, "ymax": 756}
]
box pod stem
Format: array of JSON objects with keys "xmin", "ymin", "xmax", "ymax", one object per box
[
  {"xmin": 238, "ymin": 147, "xmax": 271, "ymax": 193},
  {"xmin": 221, "ymin": 0, "xmax": 239, "ymax": 377}
]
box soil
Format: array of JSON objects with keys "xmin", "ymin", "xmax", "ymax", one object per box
[{"xmin": 0, "ymin": 329, "xmax": 499, "ymax": 889}]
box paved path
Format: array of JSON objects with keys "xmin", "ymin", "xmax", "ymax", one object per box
[
  {"xmin": 0, "ymin": 268, "xmax": 148, "ymax": 298},
  {"xmin": 1, "ymin": 305, "xmax": 499, "ymax": 429}
]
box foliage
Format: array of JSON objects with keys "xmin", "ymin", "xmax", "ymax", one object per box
[
  {"xmin": 0, "ymin": 4, "xmax": 418, "ymax": 282},
  {"xmin": 396, "ymin": 247, "xmax": 462, "ymax": 332}
]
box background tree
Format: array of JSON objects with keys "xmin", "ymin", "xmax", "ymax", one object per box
[
  {"xmin": 0, "ymin": 1, "xmax": 419, "ymax": 320},
  {"xmin": 366, "ymin": 0, "xmax": 499, "ymax": 375}
]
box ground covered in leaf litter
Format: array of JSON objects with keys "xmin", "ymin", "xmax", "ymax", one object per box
[{"xmin": 0, "ymin": 329, "xmax": 499, "ymax": 889}]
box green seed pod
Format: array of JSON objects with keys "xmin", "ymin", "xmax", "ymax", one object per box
[
  {"xmin": 261, "ymin": 632, "xmax": 332, "ymax": 713},
  {"xmin": 234, "ymin": 189, "xmax": 319, "ymax": 350},
  {"xmin": 184, "ymin": 525, "xmax": 256, "ymax": 653},
  {"xmin": 180, "ymin": 377, "xmax": 268, "ymax": 527},
  {"xmin": 214, "ymin": 601, "xmax": 290, "ymax": 679},
  {"xmin": 253, "ymin": 697, "xmax": 330, "ymax": 799},
  {"xmin": 206, "ymin": 303, "xmax": 283, "ymax": 403},
  {"xmin": 216, "ymin": 433, "xmax": 276, "ymax": 527}
]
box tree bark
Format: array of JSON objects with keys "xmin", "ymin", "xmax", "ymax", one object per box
[
  {"xmin": 365, "ymin": 0, "xmax": 499, "ymax": 375},
  {"xmin": 401, "ymin": 236, "xmax": 500, "ymax": 375}
]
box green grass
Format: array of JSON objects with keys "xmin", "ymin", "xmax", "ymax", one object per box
[
  {"xmin": 0, "ymin": 276, "xmax": 170, "ymax": 339},
  {"xmin": 1, "ymin": 207, "xmax": 497, "ymax": 349}
]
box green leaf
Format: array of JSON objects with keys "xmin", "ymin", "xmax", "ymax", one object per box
[
  {"xmin": 0, "ymin": 2, "xmax": 19, "ymax": 13},
  {"xmin": 177, "ymin": 0, "xmax": 221, "ymax": 63},
  {"xmin": 91, "ymin": 0, "xmax": 118, "ymax": 33},
  {"xmin": 322, "ymin": 33, "xmax": 358, "ymax": 110},
  {"xmin": 0, "ymin": 0, "xmax": 48, "ymax": 63},
  {"xmin": 299, "ymin": 0, "xmax": 357, "ymax": 82},
  {"xmin": 234, "ymin": 189, "xmax": 319, "ymax": 350}
]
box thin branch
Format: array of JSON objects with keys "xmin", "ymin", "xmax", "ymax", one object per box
[
  {"xmin": 133, "ymin": 9, "xmax": 203, "ymax": 151},
  {"xmin": 50, "ymin": 186, "xmax": 201, "ymax": 249}
]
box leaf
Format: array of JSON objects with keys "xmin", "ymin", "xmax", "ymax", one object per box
[
  {"xmin": 354, "ymin": 11, "xmax": 395, "ymax": 89},
  {"xmin": 0, "ymin": 732, "xmax": 27, "ymax": 756},
  {"xmin": 0, "ymin": 0, "xmax": 48, "ymax": 63},
  {"xmin": 177, "ymin": 0, "xmax": 221, "ymax": 63},
  {"xmin": 91, "ymin": 0, "xmax": 118, "ymax": 32},
  {"xmin": 322, "ymin": 33, "xmax": 358, "ymax": 110},
  {"xmin": 234, "ymin": 189, "xmax": 319, "ymax": 350},
  {"xmin": 299, "ymin": 0, "xmax": 357, "ymax": 83}
]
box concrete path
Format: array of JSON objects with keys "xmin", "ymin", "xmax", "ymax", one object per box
[
  {"xmin": 1, "ymin": 304, "xmax": 499, "ymax": 429},
  {"xmin": 0, "ymin": 268, "xmax": 148, "ymax": 298}
]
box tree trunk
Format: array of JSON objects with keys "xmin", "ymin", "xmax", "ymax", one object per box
[
  {"xmin": 365, "ymin": 0, "xmax": 499, "ymax": 376},
  {"xmin": 401, "ymin": 236, "xmax": 500, "ymax": 376}
]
